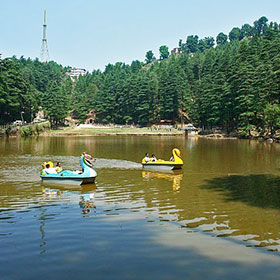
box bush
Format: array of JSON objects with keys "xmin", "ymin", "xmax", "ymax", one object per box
[
  {"xmin": 20, "ymin": 126, "xmax": 33, "ymax": 137},
  {"xmin": 5, "ymin": 126, "xmax": 11, "ymax": 136},
  {"xmin": 35, "ymin": 124, "xmax": 43, "ymax": 135},
  {"xmin": 42, "ymin": 122, "xmax": 51, "ymax": 129}
]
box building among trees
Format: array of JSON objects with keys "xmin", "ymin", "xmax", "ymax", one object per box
[
  {"xmin": 66, "ymin": 68, "xmax": 86, "ymax": 81},
  {"xmin": 85, "ymin": 110, "xmax": 97, "ymax": 124},
  {"xmin": 171, "ymin": 48, "xmax": 183, "ymax": 55}
]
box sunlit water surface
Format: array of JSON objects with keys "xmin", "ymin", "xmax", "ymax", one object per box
[{"xmin": 1, "ymin": 136, "xmax": 280, "ymax": 280}]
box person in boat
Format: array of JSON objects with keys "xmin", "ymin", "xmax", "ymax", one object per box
[
  {"xmin": 55, "ymin": 162, "xmax": 62, "ymax": 173},
  {"xmin": 151, "ymin": 154, "xmax": 157, "ymax": 162},
  {"xmin": 169, "ymin": 155, "xmax": 174, "ymax": 162},
  {"xmin": 144, "ymin": 153, "xmax": 150, "ymax": 163},
  {"xmin": 44, "ymin": 163, "xmax": 57, "ymax": 174}
]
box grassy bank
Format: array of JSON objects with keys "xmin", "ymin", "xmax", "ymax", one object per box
[{"xmin": 47, "ymin": 126, "xmax": 184, "ymax": 136}]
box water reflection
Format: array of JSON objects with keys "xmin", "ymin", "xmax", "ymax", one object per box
[
  {"xmin": 41, "ymin": 183, "xmax": 97, "ymax": 204},
  {"xmin": 79, "ymin": 185, "xmax": 96, "ymax": 214},
  {"xmin": 42, "ymin": 187, "xmax": 62, "ymax": 199},
  {"xmin": 37, "ymin": 184, "xmax": 97, "ymax": 255},
  {"xmin": 185, "ymin": 136, "xmax": 199, "ymax": 150},
  {"xmin": 79, "ymin": 193, "xmax": 96, "ymax": 214},
  {"xmin": 39, "ymin": 208, "xmax": 47, "ymax": 255},
  {"xmin": 202, "ymin": 174, "xmax": 280, "ymax": 209},
  {"xmin": 196, "ymin": 174, "xmax": 280, "ymax": 251},
  {"xmin": 142, "ymin": 170, "xmax": 183, "ymax": 191}
]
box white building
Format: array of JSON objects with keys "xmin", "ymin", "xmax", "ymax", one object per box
[{"xmin": 66, "ymin": 68, "xmax": 87, "ymax": 81}]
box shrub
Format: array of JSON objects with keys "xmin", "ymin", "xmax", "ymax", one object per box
[
  {"xmin": 20, "ymin": 126, "xmax": 33, "ymax": 137},
  {"xmin": 5, "ymin": 126, "xmax": 11, "ymax": 136}
]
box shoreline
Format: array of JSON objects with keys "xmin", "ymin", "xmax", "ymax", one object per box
[
  {"xmin": 43, "ymin": 131, "xmax": 279, "ymax": 143},
  {"xmin": 43, "ymin": 126, "xmax": 185, "ymax": 137},
  {"xmin": 43, "ymin": 132, "xmax": 185, "ymax": 137},
  {"xmin": 1, "ymin": 125, "xmax": 278, "ymax": 143}
]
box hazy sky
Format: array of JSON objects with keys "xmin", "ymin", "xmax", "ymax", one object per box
[{"xmin": 1, "ymin": 0, "xmax": 280, "ymax": 71}]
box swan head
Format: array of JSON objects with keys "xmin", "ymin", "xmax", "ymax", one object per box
[{"xmin": 172, "ymin": 148, "xmax": 183, "ymax": 164}]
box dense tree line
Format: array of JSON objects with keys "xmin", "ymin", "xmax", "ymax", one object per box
[
  {"xmin": 0, "ymin": 56, "xmax": 70, "ymax": 125},
  {"xmin": 1, "ymin": 16, "xmax": 280, "ymax": 137}
]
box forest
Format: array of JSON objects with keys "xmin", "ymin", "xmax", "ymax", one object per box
[{"xmin": 1, "ymin": 16, "xmax": 280, "ymax": 137}]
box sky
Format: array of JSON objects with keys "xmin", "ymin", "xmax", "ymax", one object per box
[{"xmin": 1, "ymin": 0, "xmax": 280, "ymax": 71}]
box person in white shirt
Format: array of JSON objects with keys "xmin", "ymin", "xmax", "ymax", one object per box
[
  {"xmin": 144, "ymin": 153, "xmax": 150, "ymax": 163},
  {"xmin": 44, "ymin": 163, "xmax": 57, "ymax": 174},
  {"xmin": 151, "ymin": 154, "xmax": 157, "ymax": 161}
]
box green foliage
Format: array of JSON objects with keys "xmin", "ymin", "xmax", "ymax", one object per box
[
  {"xmin": 254, "ymin": 16, "xmax": 268, "ymax": 36},
  {"xmin": 241, "ymin": 24, "xmax": 254, "ymax": 37},
  {"xmin": 43, "ymin": 80, "xmax": 69, "ymax": 126},
  {"xmin": 0, "ymin": 57, "xmax": 68, "ymax": 125},
  {"xmin": 35, "ymin": 124, "xmax": 44, "ymax": 135},
  {"xmin": 20, "ymin": 126, "xmax": 33, "ymax": 137},
  {"xmin": 229, "ymin": 27, "xmax": 243, "ymax": 41},
  {"xmin": 184, "ymin": 35, "xmax": 199, "ymax": 53},
  {"xmin": 264, "ymin": 104, "xmax": 280, "ymax": 136},
  {"xmin": 198, "ymin": 37, "xmax": 215, "ymax": 52},
  {"xmin": 216, "ymin": 32, "xmax": 228, "ymax": 45},
  {"xmin": 159, "ymin": 45, "xmax": 169, "ymax": 60},
  {"xmin": 145, "ymin": 51, "xmax": 156, "ymax": 64},
  {"xmin": 5, "ymin": 126, "xmax": 11, "ymax": 136}
]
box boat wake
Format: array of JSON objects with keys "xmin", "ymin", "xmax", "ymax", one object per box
[{"xmin": 94, "ymin": 158, "xmax": 142, "ymax": 170}]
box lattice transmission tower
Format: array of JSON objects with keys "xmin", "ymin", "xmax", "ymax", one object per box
[{"xmin": 40, "ymin": 9, "xmax": 49, "ymax": 62}]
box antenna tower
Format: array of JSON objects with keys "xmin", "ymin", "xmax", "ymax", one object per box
[{"xmin": 40, "ymin": 9, "xmax": 49, "ymax": 62}]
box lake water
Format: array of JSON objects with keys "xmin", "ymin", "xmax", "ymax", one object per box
[{"xmin": 1, "ymin": 136, "xmax": 280, "ymax": 280}]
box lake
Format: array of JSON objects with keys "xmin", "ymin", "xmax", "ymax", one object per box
[{"xmin": 1, "ymin": 135, "xmax": 280, "ymax": 280}]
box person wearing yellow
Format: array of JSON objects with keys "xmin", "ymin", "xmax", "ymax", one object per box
[{"xmin": 55, "ymin": 162, "xmax": 63, "ymax": 173}]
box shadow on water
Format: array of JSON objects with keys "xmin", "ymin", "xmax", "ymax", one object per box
[{"xmin": 202, "ymin": 174, "xmax": 280, "ymax": 209}]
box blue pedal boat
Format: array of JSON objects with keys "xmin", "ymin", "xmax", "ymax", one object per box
[{"xmin": 40, "ymin": 153, "xmax": 97, "ymax": 185}]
